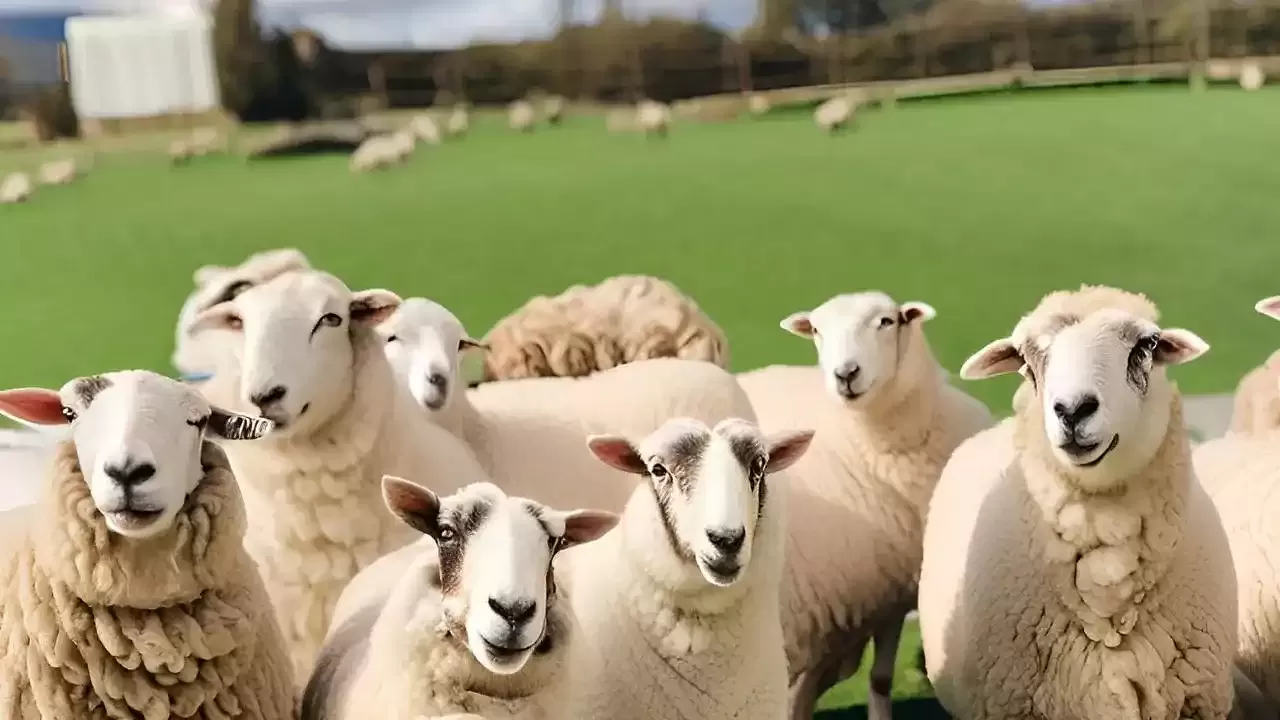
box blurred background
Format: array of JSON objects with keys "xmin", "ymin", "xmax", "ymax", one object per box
[{"xmin": 2, "ymin": 0, "xmax": 1279, "ymax": 714}]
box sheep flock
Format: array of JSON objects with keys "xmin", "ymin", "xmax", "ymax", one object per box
[{"xmin": 7, "ymin": 244, "xmax": 1280, "ymax": 720}]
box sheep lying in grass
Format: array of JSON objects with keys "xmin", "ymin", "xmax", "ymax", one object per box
[
  {"xmin": 1228, "ymin": 296, "xmax": 1280, "ymax": 435},
  {"xmin": 544, "ymin": 94, "xmax": 565, "ymax": 125},
  {"xmin": 510, "ymin": 100, "xmax": 537, "ymax": 132},
  {"xmin": 173, "ymin": 247, "xmax": 312, "ymax": 382},
  {"xmin": 0, "ymin": 171, "xmax": 32, "ymax": 204},
  {"xmin": 36, "ymin": 158, "xmax": 78, "ymax": 186},
  {"xmin": 920, "ymin": 285, "xmax": 1237, "ymax": 719},
  {"xmin": 190, "ymin": 269, "xmax": 495, "ymax": 681},
  {"xmin": 815, "ymin": 91, "xmax": 860, "ymax": 133},
  {"xmin": 636, "ymin": 99, "xmax": 672, "ymax": 138},
  {"xmin": 448, "ymin": 106, "xmax": 470, "ymax": 138},
  {"xmin": 0, "ymin": 370, "xmax": 295, "ymax": 719},
  {"xmin": 737, "ymin": 291, "xmax": 994, "ymax": 720},
  {"xmin": 301, "ymin": 478, "xmax": 619, "ymax": 720},
  {"xmin": 570, "ymin": 418, "xmax": 813, "ymax": 720},
  {"xmin": 412, "ymin": 113, "xmax": 443, "ymax": 145},
  {"xmin": 481, "ymin": 274, "xmax": 729, "ymax": 382}
]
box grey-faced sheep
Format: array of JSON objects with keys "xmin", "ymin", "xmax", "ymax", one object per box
[
  {"xmin": 1228, "ymin": 296, "xmax": 1280, "ymax": 435},
  {"xmin": 300, "ymin": 478, "xmax": 619, "ymax": 720},
  {"xmin": 569, "ymin": 418, "xmax": 814, "ymax": 720},
  {"xmin": 736, "ymin": 291, "xmax": 994, "ymax": 720},
  {"xmin": 919, "ymin": 285, "xmax": 1238, "ymax": 720},
  {"xmin": 188, "ymin": 269, "xmax": 495, "ymax": 682},
  {"xmin": 0, "ymin": 370, "xmax": 295, "ymax": 719},
  {"xmin": 0, "ymin": 171, "xmax": 33, "ymax": 204}
]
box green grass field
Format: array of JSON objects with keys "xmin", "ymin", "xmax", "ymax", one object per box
[{"xmin": 3, "ymin": 83, "xmax": 1280, "ymax": 712}]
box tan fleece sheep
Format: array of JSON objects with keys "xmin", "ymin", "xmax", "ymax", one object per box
[
  {"xmin": 920, "ymin": 285, "xmax": 1237, "ymax": 720},
  {"xmin": 509, "ymin": 99, "xmax": 537, "ymax": 132},
  {"xmin": 301, "ymin": 478, "xmax": 618, "ymax": 720},
  {"xmin": 447, "ymin": 106, "xmax": 470, "ymax": 137},
  {"xmin": 636, "ymin": 99, "xmax": 671, "ymax": 138},
  {"xmin": 737, "ymin": 291, "xmax": 993, "ymax": 720},
  {"xmin": 0, "ymin": 171, "xmax": 33, "ymax": 204},
  {"xmin": 480, "ymin": 274, "xmax": 729, "ymax": 382},
  {"xmin": 0, "ymin": 370, "xmax": 294, "ymax": 719},
  {"xmin": 1228, "ymin": 296, "xmax": 1280, "ymax": 435},
  {"xmin": 190, "ymin": 269, "xmax": 495, "ymax": 683},
  {"xmin": 36, "ymin": 158, "xmax": 78, "ymax": 186}
]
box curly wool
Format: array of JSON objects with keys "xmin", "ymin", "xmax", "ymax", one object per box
[
  {"xmin": 0, "ymin": 441, "xmax": 294, "ymax": 720},
  {"xmin": 480, "ymin": 275, "xmax": 729, "ymax": 382},
  {"xmin": 1228, "ymin": 349, "xmax": 1280, "ymax": 435}
]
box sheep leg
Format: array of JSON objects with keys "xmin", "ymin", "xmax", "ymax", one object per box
[
  {"xmin": 789, "ymin": 635, "xmax": 869, "ymax": 720},
  {"xmin": 866, "ymin": 611, "xmax": 907, "ymax": 720}
]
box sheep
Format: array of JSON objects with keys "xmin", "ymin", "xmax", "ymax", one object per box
[
  {"xmin": 188, "ymin": 269, "xmax": 495, "ymax": 682},
  {"xmin": 173, "ymin": 246, "xmax": 313, "ymax": 382},
  {"xmin": 389, "ymin": 128, "xmax": 417, "ymax": 162},
  {"xmin": 636, "ymin": 99, "xmax": 672, "ymax": 138},
  {"xmin": 736, "ymin": 291, "xmax": 994, "ymax": 720},
  {"xmin": 1228, "ymin": 296, "xmax": 1280, "ymax": 435},
  {"xmin": 543, "ymin": 94, "xmax": 565, "ymax": 125},
  {"xmin": 480, "ymin": 274, "xmax": 730, "ymax": 382},
  {"xmin": 447, "ymin": 105, "xmax": 470, "ymax": 138},
  {"xmin": 0, "ymin": 171, "xmax": 32, "ymax": 204},
  {"xmin": 814, "ymin": 91, "xmax": 860, "ymax": 133},
  {"xmin": 509, "ymin": 99, "xmax": 537, "ymax": 132},
  {"xmin": 570, "ymin": 417, "xmax": 814, "ymax": 720},
  {"xmin": 300, "ymin": 477, "xmax": 619, "ymax": 720},
  {"xmin": 36, "ymin": 158, "xmax": 78, "ymax": 186},
  {"xmin": 412, "ymin": 112, "xmax": 443, "ymax": 145},
  {"xmin": 1241, "ymin": 61, "xmax": 1266, "ymax": 91},
  {"xmin": 169, "ymin": 137, "xmax": 193, "ymax": 165},
  {"xmin": 350, "ymin": 134, "xmax": 398, "ymax": 173},
  {"xmin": 748, "ymin": 93, "xmax": 772, "ymax": 115},
  {"xmin": 0, "ymin": 370, "xmax": 295, "ymax": 719},
  {"xmin": 379, "ymin": 297, "xmax": 488, "ymax": 416},
  {"xmin": 919, "ymin": 285, "xmax": 1238, "ymax": 719}
]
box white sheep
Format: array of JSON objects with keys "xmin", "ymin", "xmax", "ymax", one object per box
[
  {"xmin": 412, "ymin": 113, "xmax": 443, "ymax": 145},
  {"xmin": 447, "ymin": 106, "xmax": 470, "ymax": 138},
  {"xmin": 0, "ymin": 171, "xmax": 32, "ymax": 204},
  {"xmin": 391, "ymin": 128, "xmax": 417, "ymax": 161},
  {"xmin": 571, "ymin": 417, "xmax": 814, "ymax": 720},
  {"xmin": 919, "ymin": 285, "xmax": 1238, "ymax": 719},
  {"xmin": 173, "ymin": 247, "xmax": 313, "ymax": 382},
  {"xmin": 814, "ymin": 91, "xmax": 860, "ymax": 133},
  {"xmin": 188, "ymin": 269, "xmax": 495, "ymax": 682},
  {"xmin": 1228, "ymin": 296, "xmax": 1280, "ymax": 435},
  {"xmin": 36, "ymin": 157, "xmax": 78, "ymax": 186},
  {"xmin": 300, "ymin": 478, "xmax": 619, "ymax": 720},
  {"xmin": 378, "ymin": 297, "xmax": 488, "ymax": 415},
  {"xmin": 509, "ymin": 99, "xmax": 537, "ymax": 132},
  {"xmin": 748, "ymin": 93, "xmax": 772, "ymax": 115},
  {"xmin": 1241, "ymin": 61, "xmax": 1266, "ymax": 91},
  {"xmin": 636, "ymin": 99, "xmax": 671, "ymax": 138},
  {"xmin": 544, "ymin": 94, "xmax": 565, "ymax": 125},
  {"xmin": 736, "ymin": 291, "xmax": 994, "ymax": 720},
  {"xmin": 350, "ymin": 134, "xmax": 398, "ymax": 173},
  {"xmin": 0, "ymin": 370, "xmax": 295, "ymax": 718}
]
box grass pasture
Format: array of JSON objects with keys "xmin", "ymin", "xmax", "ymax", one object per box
[{"xmin": 4, "ymin": 83, "xmax": 1280, "ymax": 714}]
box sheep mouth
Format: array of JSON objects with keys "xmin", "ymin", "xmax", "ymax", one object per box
[
  {"xmin": 1062, "ymin": 434, "xmax": 1119, "ymax": 467},
  {"xmin": 698, "ymin": 556, "xmax": 743, "ymax": 587},
  {"xmin": 419, "ymin": 393, "xmax": 447, "ymax": 411},
  {"xmin": 480, "ymin": 636, "xmax": 538, "ymax": 660},
  {"xmin": 105, "ymin": 508, "xmax": 164, "ymax": 529}
]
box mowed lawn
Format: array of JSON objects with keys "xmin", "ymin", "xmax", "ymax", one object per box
[{"xmin": 4, "ymin": 83, "xmax": 1280, "ymax": 713}]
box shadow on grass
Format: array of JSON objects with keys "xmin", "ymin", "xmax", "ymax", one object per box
[{"xmin": 816, "ymin": 698, "xmax": 951, "ymax": 720}]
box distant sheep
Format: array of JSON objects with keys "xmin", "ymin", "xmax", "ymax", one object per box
[
  {"xmin": 544, "ymin": 94, "xmax": 566, "ymax": 125},
  {"xmin": 447, "ymin": 106, "xmax": 470, "ymax": 138},
  {"xmin": 0, "ymin": 171, "xmax": 32, "ymax": 204},
  {"xmin": 636, "ymin": 99, "xmax": 672, "ymax": 138},
  {"xmin": 749, "ymin": 93, "xmax": 772, "ymax": 115},
  {"xmin": 509, "ymin": 99, "xmax": 537, "ymax": 132},
  {"xmin": 350, "ymin": 134, "xmax": 398, "ymax": 173},
  {"xmin": 388, "ymin": 128, "xmax": 416, "ymax": 162},
  {"xmin": 1241, "ymin": 62, "xmax": 1266, "ymax": 91},
  {"xmin": 480, "ymin": 274, "xmax": 730, "ymax": 381},
  {"xmin": 815, "ymin": 92, "xmax": 861, "ymax": 133},
  {"xmin": 411, "ymin": 113, "xmax": 442, "ymax": 145},
  {"xmin": 169, "ymin": 138, "xmax": 193, "ymax": 165},
  {"xmin": 37, "ymin": 158, "xmax": 78, "ymax": 186}
]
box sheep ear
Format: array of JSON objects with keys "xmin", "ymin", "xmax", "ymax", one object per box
[
  {"xmin": 557, "ymin": 509, "xmax": 620, "ymax": 550},
  {"xmin": 779, "ymin": 312, "xmax": 815, "ymax": 338},
  {"xmin": 458, "ymin": 336, "xmax": 489, "ymax": 353},
  {"xmin": 193, "ymin": 264, "xmax": 228, "ymax": 287},
  {"xmin": 899, "ymin": 301, "xmax": 936, "ymax": 325},
  {"xmin": 351, "ymin": 289, "xmax": 402, "ymax": 327},
  {"xmin": 764, "ymin": 429, "xmax": 814, "ymax": 474},
  {"xmin": 960, "ymin": 338, "xmax": 1023, "ymax": 380},
  {"xmin": 585, "ymin": 435, "xmax": 647, "ymax": 475},
  {"xmin": 382, "ymin": 475, "xmax": 441, "ymax": 537},
  {"xmin": 189, "ymin": 303, "xmax": 242, "ymax": 335},
  {"xmin": 1154, "ymin": 328, "xmax": 1209, "ymax": 366},
  {"xmin": 1256, "ymin": 296, "xmax": 1280, "ymax": 322},
  {"xmin": 207, "ymin": 407, "xmax": 273, "ymax": 440},
  {"xmin": 0, "ymin": 388, "xmax": 68, "ymax": 426}
]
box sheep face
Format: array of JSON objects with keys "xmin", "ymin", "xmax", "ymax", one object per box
[
  {"xmin": 0, "ymin": 370, "xmax": 271, "ymax": 539},
  {"xmin": 381, "ymin": 477, "xmax": 618, "ymax": 675},
  {"xmin": 190, "ymin": 271, "xmax": 401, "ymax": 438},
  {"xmin": 782, "ymin": 292, "xmax": 936, "ymax": 405},
  {"xmin": 587, "ymin": 418, "xmax": 813, "ymax": 588},
  {"xmin": 378, "ymin": 298, "xmax": 486, "ymax": 412},
  {"xmin": 962, "ymin": 309, "xmax": 1208, "ymax": 490}
]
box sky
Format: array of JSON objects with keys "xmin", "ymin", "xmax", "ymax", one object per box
[{"xmin": 0, "ymin": 0, "xmax": 758, "ymax": 50}]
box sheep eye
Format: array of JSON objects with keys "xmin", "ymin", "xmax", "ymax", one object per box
[
  {"xmin": 751, "ymin": 456, "xmax": 766, "ymax": 477},
  {"xmin": 60, "ymin": 406, "xmax": 77, "ymax": 422},
  {"xmin": 438, "ymin": 526, "xmax": 458, "ymax": 543},
  {"xmin": 649, "ymin": 463, "xmax": 669, "ymax": 480},
  {"xmin": 320, "ymin": 313, "xmax": 343, "ymax": 328},
  {"xmin": 225, "ymin": 315, "xmax": 243, "ymax": 331},
  {"xmin": 187, "ymin": 416, "xmax": 209, "ymax": 430},
  {"xmin": 1141, "ymin": 335, "xmax": 1160, "ymax": 354},
  {"xmin": 386, "ymin": 334, "xmax": 400, "ymax": 344},
  {"xmin": 878, "ymin": 317, "xmax": 895, "ymax": 328}
]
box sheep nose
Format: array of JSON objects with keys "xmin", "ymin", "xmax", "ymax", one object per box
[
  {"xmin": 834, "ymin": 363, "xmax": 861, "ymax": 384},
  {"xmin": 427, "ymin": 372, "xmax": 448, "ymax": 390},
  {"xmin": 488, "ymin": 597, "xmax": 536, "ymax": 626},
  {"xmin": 1053, "ymin": 394, "xmax": 1100, "ymax": 433},
  {"xmin": 706, "ymin": 526, "xmax": 746, "ymax": 554},
  {"xmin": 250, "ymin": 385, "xmax": 287, "ymax": 411},
  {"xmin": 103, "ymin": 459, "xmax": 156, "ymax": 488}
]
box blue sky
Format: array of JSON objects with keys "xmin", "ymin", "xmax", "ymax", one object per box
[{"xmin": 0, "ymin": 0, "xmax": 757, "ymax": 50}]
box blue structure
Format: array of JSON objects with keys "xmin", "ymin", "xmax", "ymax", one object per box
[
  {"xmin": 0, "ymin": 12, "xmax": 79, "ymax": 87},
  {"xmin": 0, "ymin": 13, "xmax": 77, "ymax": 42}
]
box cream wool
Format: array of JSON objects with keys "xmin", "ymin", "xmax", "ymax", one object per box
[
  {"xmin": 1227, "ymin": 350, "xmax": 1280, "ymax": 434},
  {"xmin": 920, "ymin": 287, "xmax": 1237, "ymax": 720},
  {"xmin": 0, "ymin": 441, "xmax": 294, "ymax": 720}
]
